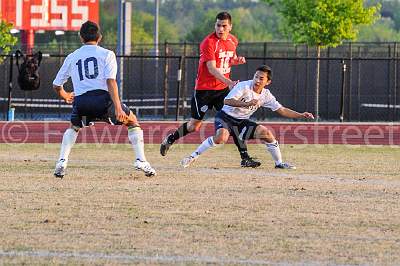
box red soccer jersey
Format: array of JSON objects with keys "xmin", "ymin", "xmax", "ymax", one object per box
[{"xmin": 195, "ymin": 32, "xmax": 238, "ymax": 91}]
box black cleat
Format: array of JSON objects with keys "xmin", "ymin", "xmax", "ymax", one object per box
[
  {"xmin": 240, "ymin": 157, "xmax": 261, "ymax": 168},
  {"xmin": 160, "ymin": 134, "xmax": 174, "ymax": 156}
]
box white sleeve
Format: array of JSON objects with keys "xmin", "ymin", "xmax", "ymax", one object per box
[
  {"xmin": 104, "ymin": 51, "xmax": 117, "ymax": 79},
  {"xmin": 53, "ymin": 55, "xmax": 72, "ymax": 86},
  {"xmin": 263, "ymin": 91, "xmax": 282, "ymax": 111},
  {"xmin": 225, "ymin": 86, "xmax": 244, "ymax": 101}
]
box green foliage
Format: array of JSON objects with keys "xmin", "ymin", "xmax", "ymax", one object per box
[
  {"xmin": 266, "ymin": 0, "xmax": 381, "ymax": 47},
  {"xmin": 185, "ymin": 9, "xmax": 217, "ymax": 42},
  {"xmin": 185, "ymin": 5, "xmax": 281, "ymax": 42},
  {"xmin": 97, "ymin": 0, "xmax": 400, "ymax": 45},
  {"xmin": 0, "ymin": 19, "xmax": 17, "ymax": 59},
  {"xmin": 358, "ymin": 18, "xmax": 400, "ymax": 41}
]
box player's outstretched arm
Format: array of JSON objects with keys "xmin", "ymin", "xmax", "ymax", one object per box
[
  {"xmin": 53, "ymin": 85, "xmax": 74, "ymax": 104},
  {"xmin": 107, "ymin": 79, "xmax": 128, "ymax": 123},
  {"xmin": 276, "ymin": 107, "xmax": 315, "ymax": 120}
]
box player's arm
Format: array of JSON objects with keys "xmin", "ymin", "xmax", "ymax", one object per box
[
  {"xmin": 206, "ymin": 60, "xmax": 238, "ymax": 89},
  {"xmin": 53, "ymin": 56, "xmax": 74, "ymax": 104},
  {"xmin": 107, "ymin": 79, "xmax": 128, "ymax": 122},
  {"xmin": 53, "ymin": 85, "xmax": 74, "ymax": 104},
  {"xmin": 275, "ymin": 107, "xmax": 314, "ymax": 119},
  {"xmin": 231, "ymin": 55, "xmax": 246, "ymax": 66},
  {"xmin": 224, "ymin": 98, "xmax": 259, "ymax": 108}
]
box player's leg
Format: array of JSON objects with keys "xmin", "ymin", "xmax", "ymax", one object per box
[
  {"xmin": 254, "ymin": 125, "xmax": 296, "ymax": 169},
  {"xmin": 160, "ymin": 91, "xmax": 208, "ymax": 156},
  {"xmin": 212, "ymin": 88, "xmax": 257, "ymax": 167},
  {"xmin": 181, "ymin": 128, "xmax": 229, "ymax": 168},
  {"xmin": 110, "ymin": 103, "xmax": 156, "ymax": 176},
  {"xmin": 181, "ymin": 110, "xmax": 230, "ymax": 168},
  {"xmin": 54, "ymin": 102, "xmax": 82, "ymax": 178}
]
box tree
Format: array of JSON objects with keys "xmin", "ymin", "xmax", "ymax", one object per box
[
  {"xmin": 357, "ymin": 18, "xmax": 400, "ymax": 41},
  {"xmin": 0, "ymin": 20, "xmax": 17, "ymax": 63},
  {"xmin": 263, "ymin": 0, "xmax": 380, "ymax": 120}
]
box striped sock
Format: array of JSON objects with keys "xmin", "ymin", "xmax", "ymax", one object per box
[{"xmin": 191, "ymin": 136, "xmax": 217, "ymax": 158}]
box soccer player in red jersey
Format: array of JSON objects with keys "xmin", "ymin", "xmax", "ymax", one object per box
[{"xmin": 160, "ymin": 12, "xmax": 260, "ymax": 167}]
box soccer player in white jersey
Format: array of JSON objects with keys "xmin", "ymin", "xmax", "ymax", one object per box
[
  {"xmin": 181, "ymin": 65, "xmax": 314, "ymax": 169},
  {"xmin": 52, "ymin": 21, "xmax": 156, "ymax": 178}
]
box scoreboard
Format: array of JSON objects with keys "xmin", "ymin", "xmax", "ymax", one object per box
[{"xmin": 0, "ymin": 0, "xmax": 99, "ymax": 31}]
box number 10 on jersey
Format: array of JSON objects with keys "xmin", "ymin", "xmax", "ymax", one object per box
[{"xmin": 76, "ymin": 57, "xmax": 99, "ymax": 81}]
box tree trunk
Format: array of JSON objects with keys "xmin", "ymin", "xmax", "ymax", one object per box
[{"xmin": 315, "ymin": 45, "xmax": 321, "ymax": 121}]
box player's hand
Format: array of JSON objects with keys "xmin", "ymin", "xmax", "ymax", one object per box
[
  {"xmin": 246, "ymin": 99, "xmax": 260, "ymax": 107},
  {"xmin": 236, "ymin": 56, "xmax": 246, "ymax": 65},
  {"xmin": 228, "ymin": 80, "xmax": 239, "ymax": 89},
  {"xmin": 302, "ymin": 112, "xmax": 315, "ymax": 119},
  {"xmin": 63, "ymin": 92, "xmax": 74, "ymax": 104},
  {"xmin": 115, "ymin": 107, "xmax": 128, "ymax": 123}
]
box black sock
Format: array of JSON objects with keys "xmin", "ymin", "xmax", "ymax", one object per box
[
  {"xmin": 232, "ymin": 135, "xmax": 250, "ymax": 159},
  {"xmin": 169, "ymin": 122, "xmax": 190, "ymax": 143}
]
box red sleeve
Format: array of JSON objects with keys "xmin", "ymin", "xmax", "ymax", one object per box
[
  {"xmin": 231, "ymin": 34, "xmax": 239, "ymax": 58},
  {"xmin": 199, "ymin": 37, "xmax": 216, "ymax": 64}
]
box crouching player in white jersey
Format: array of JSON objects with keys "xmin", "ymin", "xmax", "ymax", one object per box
[
  {"xmin": 53, "ymin": 21, "xmax": 156, "ymax": 178},
  {"xmin": 181, "ymin": 65, "xmax": 314, "ymax": 169}
]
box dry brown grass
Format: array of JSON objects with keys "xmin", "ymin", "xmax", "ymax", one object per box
[{"xmin": 0, "ymin": 143, "xmax": 399, "ymax": 265}]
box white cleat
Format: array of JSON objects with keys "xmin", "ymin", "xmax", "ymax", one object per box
[
  {"xmin": 180, "ymin": 155, "xmax": 197, "ymax": 168},
  {"xmin": 54, "ymin": 159, "xmax": 67, "ymax": 178},
  {"xmin": 134, "ymin": 160, "xmax": 156, "ymax": 177}
]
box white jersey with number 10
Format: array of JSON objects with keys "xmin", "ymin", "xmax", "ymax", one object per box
[{"xmin": 53, "ymin": 45, "xmax": 117, "ymax": 96}]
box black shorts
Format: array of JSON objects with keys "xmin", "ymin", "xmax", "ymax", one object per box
[
  {"xmin": 214, "ymin": 110, "xmax": 259, "ymax": 141},
  {"xmin": 191, "ymin": 88, "xmax": 230, "ymax": 120},
  {"xmin": 70, "ymin": 90, "xmax": 131, "ymax": 128}
]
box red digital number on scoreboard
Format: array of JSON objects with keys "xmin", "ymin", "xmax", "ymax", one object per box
[{"xmin": 0, "ymin": 0, "xmax": 99, "ymax": 31}]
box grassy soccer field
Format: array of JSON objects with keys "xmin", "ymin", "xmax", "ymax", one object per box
[{"xmin": 0, "ymin": 143, "xmax": 399, "ymax": 265}]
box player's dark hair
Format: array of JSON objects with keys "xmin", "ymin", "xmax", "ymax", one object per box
[
  {"xmin": 256, "ymin": 65, "xmax": 273, "ymax": 80},
  {"xmin": 216, "ymin": 12, "xmax": 232, "ymax": 23},
  {"xmin": 80, "ymin": 21, "xmax": 101, "ymax": 43}
]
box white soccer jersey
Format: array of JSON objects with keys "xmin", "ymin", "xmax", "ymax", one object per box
[
  {"xmin": 222, "ymin": 80, "xmax": 282, "ymax": 119},
  {"xmin": 53, "ymin": 45, "xmax": 117, "ymax": 96}
]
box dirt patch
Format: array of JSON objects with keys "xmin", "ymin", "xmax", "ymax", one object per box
[{"xmin": 0, "ymin": 144, "xmax": 399, "ymax": 265}]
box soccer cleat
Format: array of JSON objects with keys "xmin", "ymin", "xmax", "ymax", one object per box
[
  {"xmin": 54, "ymin": 159, "xmax": 67, "ymax": 178},
  {"xmin": 275, "ymin": 162, "xmax": 296, "ymax": 170},
  {"xmin": 160, "ymin": 134, "xmax": 174, "ymax": 156},
  {"xmin": 134, "ymin": 159, "xmax": 156, "ymax": 177},
  {"xmin": 240, "ymin": 157, "xmax": 261, "ymax": 168},
  {"xmin": 180, "ymin": 155, "xmax": 197, "ymax": 168}
]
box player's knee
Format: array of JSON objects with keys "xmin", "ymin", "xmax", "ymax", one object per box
[
  {"xmin": 125, "ymin": 111, "xmax": 139, "ymax": 127},
  {"xmin": 214, "ymin": 130, "xmax": 229, "ymax": 144},
  {"xmin": 262, "ymin": 129, "xmax": 275, "ymax": 142},
  {"xmin": 188, "ymin": 121, "xmax": 202, "ymax": 132}
]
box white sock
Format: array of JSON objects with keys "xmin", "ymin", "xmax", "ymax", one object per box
[
  {"xmin": 58, "ymin": 128, "xmax": 78, "ymax": 162},
  {"xmin": 191, "ymin": 136, "xmax": 218, "ymax": 158},
  {"xmin": 266, "ymin": 140, "xmax": 282, "ymax": 165},
  {"xmin": 128, "ymin": 127, "xmax": 147, "ymax": 162}
]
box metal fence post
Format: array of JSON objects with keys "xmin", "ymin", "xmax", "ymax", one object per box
[
  {"xmin": 7, "ymin": 54, "xmax": 14, "ymax": 121},
  {"xmin": 387, "ymin": 44, "xmax": 392, "ymax": 121},
  {"xmin": 348, "ymin": 42, "xmax": 353, "ymax": 120},
  {"xmin": 175, "ymin": 56, "xmax": 183, "ymax": 121},
  {"xmin": 395, "ymin": 42, "xmax": 398, "ymax": 121},
  {"xmin": 163, "ymin": 41, "xmax": 169, "ymax": 118},
  {"xmin": 340, "ymin": 59, "xmax": 347, "ymax": 122}
]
